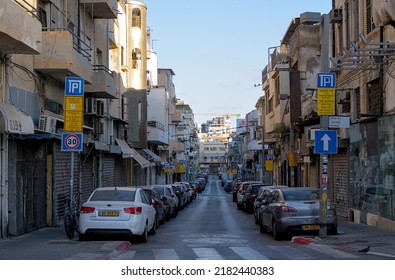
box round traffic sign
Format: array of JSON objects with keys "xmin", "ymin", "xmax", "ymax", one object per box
[{"xmin": 64, "ymin": 134, "xmax": 80, "ymax": 149}]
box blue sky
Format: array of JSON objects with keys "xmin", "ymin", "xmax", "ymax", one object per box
[{"xmin": 143, "ymin": 0, "xmax": 332, "ymax": 125}]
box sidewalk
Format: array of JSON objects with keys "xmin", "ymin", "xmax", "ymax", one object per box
[{"xmin": 292, "ymin": 217, "xmax": 395, "ymax": 258}]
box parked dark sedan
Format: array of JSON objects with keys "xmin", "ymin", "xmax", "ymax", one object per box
[
  {"xmin": 141, "ymin": 186, "xmax": 166, "ymax": 225},
  {"xmin": 258, "ymin": 187, "xmax": 338, "ymax": 240},
  {"xmin": 242, "ymin": 183, "xmax": 270, "ymax": 214}
]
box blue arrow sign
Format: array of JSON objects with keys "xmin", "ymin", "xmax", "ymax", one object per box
[{"xmin": 314, "ymin": 130, "xmax": 338, "ymax": 154}]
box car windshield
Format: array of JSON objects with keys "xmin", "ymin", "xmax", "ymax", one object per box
[
  {"xmin": 283, "ymin": 189, "xmax": 320, "ymax": 201},
  {"xmin": 90, "ymin": 189, "xmax": 136, "ymax": 202}
]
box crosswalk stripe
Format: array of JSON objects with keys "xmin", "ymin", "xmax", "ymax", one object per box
[
  {"xmin": 112, "ymin": 251, "xmax": 136, "ymax": 260},
  {"xmin": 268, "ymin": 245, "xmax": 311, "ymax": 259},
  {"xmin": 229, "ymin": 246, "xmax": 269, "ymax": 260},
  {"xmin": 153, "ymin": 249, "xmax": 180, "ymax": 260},
  {"xmin": 308, "ymin": 243, "xmax": 358, "ymax": 259},
  {"xmin": 193, "ymin": 248, "xmax": 224, "ymax": 260}
]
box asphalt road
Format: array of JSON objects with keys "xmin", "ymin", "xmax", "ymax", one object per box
[{"xmin": 0, "ymin": 175, "xmax": 392, "ymax": 260}]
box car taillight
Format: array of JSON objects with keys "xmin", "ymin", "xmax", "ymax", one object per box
[
  {"xmin": 246, "ymin": 193, "xmax": 253, "ymax": 200},
  {"xmin": 80, "ymin": 206, "xmax": 95, "ymax": 214},
  {"xmin": 124, "ymin": 207, "xmax": 142, "ymax": 214},
  {"xmin": 277, "ymin": 205, "xmax": 297, "ymax": 212}
]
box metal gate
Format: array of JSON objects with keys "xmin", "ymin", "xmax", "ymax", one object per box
[{"xmin": 14, "ymin": 141, "xmax": 47, "ymax": 235}]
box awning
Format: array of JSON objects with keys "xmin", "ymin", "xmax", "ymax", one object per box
[
  {"xmin": 141, "ymin": 148, "xmax": 161, "ymax": 162},
  {"xmin": 94, "ymin": 141, "xmax": 109, "ymax": 151},
  {"xmin": 115, "ymin": 138, "xmax": 150, "ymax": 168},
  {"xmin": 0, "ymin": 103, "xmax": 34, "ymax": 134},
  {"xmin": 131, "ymin": 148, "xmax": 151, "ymax": 168}
]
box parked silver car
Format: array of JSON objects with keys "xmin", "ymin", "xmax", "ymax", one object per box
[
  {"xmin": 258, "ymin": 187, "xmax": 338, "ymax": 240},
  {"xmin": 253, "ymin": 185, "xmax": 289, "ymax": 224}
]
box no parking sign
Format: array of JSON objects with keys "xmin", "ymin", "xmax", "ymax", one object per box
[{"xmin": 61, "ymin": 133, "xmax": 83, "ymax": 152}]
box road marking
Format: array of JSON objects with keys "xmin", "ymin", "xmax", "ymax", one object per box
[
  {"xmin": 153, "ymin": 249, "xmax": 180, "ymax": 260},
  {"xmin": 229, "ymin": 246, "xmax": 269, "ymax": 260},
  {"xmin": 193, "ymin": 248, "xmax": 224, "ymax": 260},
  {"xmin": 112, "ymin": 251, "xmax": 137, "ymax": 260}
]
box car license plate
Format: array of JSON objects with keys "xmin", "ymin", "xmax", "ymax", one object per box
[
  {"xmin": 99, "ymin": 210, "xmax": 119, "ymax": 217},
  {"xmin": 303, "ymin": 224, "xmax": 320, "ymax": 230}
]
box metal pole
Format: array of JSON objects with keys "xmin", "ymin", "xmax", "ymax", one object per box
[
  {"xmin": 319, "ymin": 14, "xmax": 329, "ymax": 238},
  {"xmin": 70, "ymin": 151, "xmax": 74, "ymax": 202},
  {"xmin": 262, "ymin": 127, "xmax": 266, "ymax": 183}
]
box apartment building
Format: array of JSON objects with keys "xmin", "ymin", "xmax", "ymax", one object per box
[
  {"xmin": 0, "ymin": 0, "xmax": 156, "ymax": 238},
  {"xmin": 256, "ymin": 2, "xmax": 395, "ymax": 230}
]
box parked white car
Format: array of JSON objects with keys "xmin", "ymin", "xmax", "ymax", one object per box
[{"xmin": 78, "ymin": 186, "xmax": 157, "ymax": 243}]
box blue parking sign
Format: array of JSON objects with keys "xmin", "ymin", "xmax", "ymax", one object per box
[
  {"xmin": 65, "ymin": 77, "xmax": 84, "ymax": 96},
  {"xmin": 317, "ymin": 73, "xmax": 336, "ymax": 88}
]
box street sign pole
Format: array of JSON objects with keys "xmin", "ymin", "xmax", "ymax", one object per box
[
  {"xmin": 64, "ymin": 77, "xmax": 84, "ymax": 201},
  {"xmin": 319, "ymin": 14, "xmax": 330, "ymax": 238}
]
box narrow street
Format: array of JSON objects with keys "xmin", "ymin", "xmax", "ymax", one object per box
[{"xmin": 1, "ymin": 175, "xmax": 393, "ymax": 260}]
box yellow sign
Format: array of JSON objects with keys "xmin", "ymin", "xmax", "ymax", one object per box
[
  {"xmin": 317, "ymin": 88, "xmax": 335, "ymax": 116},
  {"xmin": 266, "ymin": 160, "xmax": 273, "ymax": 171},
  {"xmin": 65, "ymin": 96, "xmax": 84, "ymax": 111},
  {"xmin": 64, "ymin": 111, "xmax": 83, "ymax": 132},
  {"xmin": 176, "ymin": 164, "xmax": 185, "ymax": 173},
  {"xmin": 164, "ymin": 168, "xmax": 171, "ymax": 173},
  {"xmin": 64, "ymin": 96, "xmax": 84, "ymax": 132},
  {"xmin": 288, "ymin": 151, "xmax": 298, "ymax": 167}
]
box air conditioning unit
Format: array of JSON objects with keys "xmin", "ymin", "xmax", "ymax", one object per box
[
  {"xmin": 330, "ymin": 8, "xmax": 342, "ymax": 23},
  {"xmin": 39, "ymin": 115, "xmax": 57, "ymax": 133},
  {"xmin": 305, "ymin": 127, "xmax": 319, "ymax": 145},
  {"xmin": 85, "ymin": 97, "xmax": 97, "ymax": 114}
]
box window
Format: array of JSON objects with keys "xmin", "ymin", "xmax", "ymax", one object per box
[
  {"xmin": 132, "ymin": 48, "xmax": 142, "ymax": 70},
  {"xmin": 132, "ymin": 8, "xmax": 141, "ymax": 28},
  {"xmin": 367, "ymin": 79, "xmax": 381, "ymax": 116}
]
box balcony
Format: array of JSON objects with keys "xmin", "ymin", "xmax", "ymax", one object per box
[
  {"xmin": 80, "ymin": 0, "xmax": 118, "ymax": 19},
  {"xmin": 85, "ymin": 65, "xmax": 117, "ymax": 99},
  {"xmin": 147, "ymin": 121, "xmax": 169, "ymax": 145},
  {"xmin": 33, "ymin": 29, "xmax": 93, "ymax": 83},
  {"xmin": 171, "ymin": 110, "xmax": 182, "ymax": 123},
  {"xmin": 0, "ymin": 0, "xmax": 41, "ymax": 54}
]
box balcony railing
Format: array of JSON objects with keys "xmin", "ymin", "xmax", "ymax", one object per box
[
  {"xmin": 147, "ymin": 121, "xmax": 165, "ymax": 131},
  {"xmin": 13, "ymin": 0, "xmax": 37, "ymax": 18},
  {"xmin": 40, "ymin": 2, "xmax": 92, "ymax": 61}
]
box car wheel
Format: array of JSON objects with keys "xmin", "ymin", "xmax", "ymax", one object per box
[
  {"xmin": 272, "ymin": 220, "xmax": 282, "ymax": 241},
  {"xmin": 160, "ymin": 213, "xmax": 166, "ymax": 225},
  {"xmin": 149, "ymin": 216, "xmax": 158, "ymax": 235},
  {"xmin": 254, "ymin": 213, "xmax": 259, "ymax": 225},
  {"xmin": 259, "ymin": 219, "xmax": 267, "ymax": 234},
  {"xmin": 139, "ymin": 223, "xmax": 148, "ymax": 243}
]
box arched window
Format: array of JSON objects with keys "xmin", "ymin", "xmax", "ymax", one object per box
[
  {"xmin": 132, "ymin": 8, "xmax": 141, "ymax": 28},
  {"xmin": 132, "ymin": 48, "xmax": 142, "ymax": 69}
]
